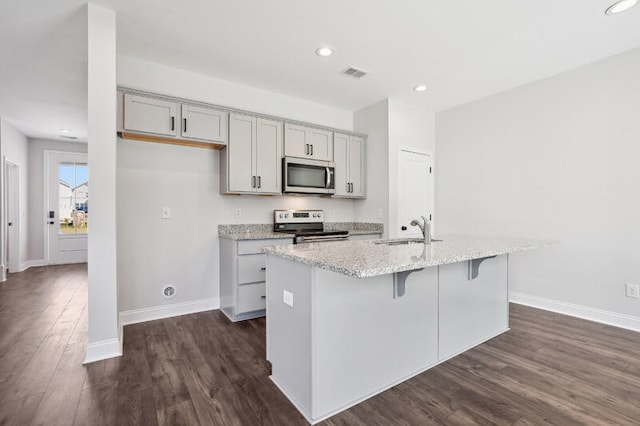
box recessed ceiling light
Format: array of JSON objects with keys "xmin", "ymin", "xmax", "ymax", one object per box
[
  {"xmin": 605, "ymin": 0, "xmax": 637, "ymax": 15},
  {"xmin": 59, "ymin": 128, "xmax": 71, "ymax": 133},
  {"xmin": 414, "ymin": 85, "xmax": 428, "ymax": 92},
  {"xmin": 315, "ymin": 46, "xmax": 333, "ymax": 57}
]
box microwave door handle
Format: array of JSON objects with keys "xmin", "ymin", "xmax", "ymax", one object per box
[{"xmin": 326, "ymin": 167, "xmax": 331, "ymax": 189}]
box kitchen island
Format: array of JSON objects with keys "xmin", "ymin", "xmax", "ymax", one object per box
[{"xmin": 263, "ymin": 235, "xmax": 548, "ymax": 424}]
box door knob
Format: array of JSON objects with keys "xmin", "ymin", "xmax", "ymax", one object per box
[
  {"xmin": 401, "ymin": 226, "xmax": 407, "ymax": 231},
  {"xmin": 7, "ymin": 222, "xmax": 13, "ymax": 226}
]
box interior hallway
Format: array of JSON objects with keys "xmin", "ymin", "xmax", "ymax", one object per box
[{"xmin": 0, "ymin": 264, "xmax": 639, "ymax": 425}]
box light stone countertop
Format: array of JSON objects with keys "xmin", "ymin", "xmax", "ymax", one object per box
[
  {"xmin": 262, "ymin": 235, "xmax": 551, "ymax": 278},
  {"xmin": 218, "ymin": 222, "xmax": 383, "ymax": 241}
]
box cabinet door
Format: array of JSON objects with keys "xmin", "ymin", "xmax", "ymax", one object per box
[
  {"xmin": 255, "ymin": 118, "xmax": 283, "ymax": 194},
  {"xmin": 228, "ymin": 113, "xmax": 256, "ymax": 192},
  {"xmin": 181, "ymin": 104, "xmax": 227, "ymax": 143},
  {"xmin": 123, "ymin": 94, "xmax": 178, "ymax": 136},
  {"xmin": 333, "ymin": 133, "xmax": 349, "ymax": 196},
  {"xmin": 284, "ymin": 123, "xmax": 308, "ymax": 158},
  {"xmin": 309, "ymin": 128, "xmax": 333, "ymax": 161},
  {"xmin": 349, "ymin": 136, "xmax": 365, "ymax": 197}
]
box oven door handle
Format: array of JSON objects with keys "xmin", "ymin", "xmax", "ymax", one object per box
[{"xmin": 326, "ymin": 167, "xmax": 331, "ymax": 189}]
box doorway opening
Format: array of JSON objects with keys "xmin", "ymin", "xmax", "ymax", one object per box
[{"xmin": 44, "ymin": 151, "xmax": 89, "ymax": 264}]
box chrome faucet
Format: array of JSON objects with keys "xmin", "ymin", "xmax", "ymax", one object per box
[{"xmin": 410, "ymin": 216, "xmax": 431, "ymax": 244}]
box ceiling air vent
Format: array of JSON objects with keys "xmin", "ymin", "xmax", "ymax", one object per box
[{"xmin": 340, "ymin": 66, "xmax": 368, "ymax": 79}]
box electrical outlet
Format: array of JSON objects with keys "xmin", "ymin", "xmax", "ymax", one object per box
[
  {"xmin": 626, "ymin": 283, "xmax": 639, "ymax": 299},
  {"xmin": 235, "ymin": 208, "xmax": 242, "ymax": 218},
  {"xmin": 283, "ymin": 290, "xmax": 294, "ymax": 307},
  {"xmin": 161, "ymin": 207, "xmax": 171, "ymax": 219}
]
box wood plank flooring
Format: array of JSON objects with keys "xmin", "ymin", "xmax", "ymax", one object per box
[{"xmin": 1, "ymin": 264, "xmax": 639, "ymax": 425}]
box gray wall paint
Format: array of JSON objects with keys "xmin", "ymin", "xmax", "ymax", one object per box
[
  {"xmin": 0, "ymin": 118, "xmax": 29, "ymax": 273},
  {"xmin": 27, "ymin": 139, "xmax": 87, "ymax": 261},
  {"xmin": 436, "ymin": 47, "xmax": 640, "ymax": 318}
]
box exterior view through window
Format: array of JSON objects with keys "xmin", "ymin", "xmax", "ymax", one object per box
[{"xmin": 59, "ymin": 162, "xmax": 88, "ymax": 234}]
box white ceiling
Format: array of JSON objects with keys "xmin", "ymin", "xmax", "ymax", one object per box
[{"xmin": 1, "ymin": 0, "xmax": 640, "ymax": 142}]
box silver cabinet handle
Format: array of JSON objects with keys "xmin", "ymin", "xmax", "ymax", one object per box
[
  {"xmin": 183, "ymin": 118, "xmax": 187, "ymax": 133},
  {"xmin": 171, "ymin": 116, "xmax": 175, "ymax": 131},
  {"xmin": 305, "ymin": 144, "xmax": 309, "ymax": 155},
  {"xmin": 252, "ymin": 176, "xmax": 256, "ymax": 188},
  {"xmin": 261, "ymin": 295, "xmax": 266, "ymax": 299},
  {"xmin": 310, "ymin": 144, "xmax": 314, "ymax": 156},
  {"xmin": 260, "ymin": 267, "xmax": 266, "ymax": 271},
  {"xmin": 257, "ymin": 176, "xmax": 261, "ymax": 188}
]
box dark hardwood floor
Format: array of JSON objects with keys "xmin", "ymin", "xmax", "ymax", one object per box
[{"xmin": 1, "ymin": 264, "xmax": 639, "ymax": 425}]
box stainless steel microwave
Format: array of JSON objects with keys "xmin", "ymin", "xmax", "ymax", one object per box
[{"xmin": 282, "ymin": 157, "xmax": 335, "ymax": 195}]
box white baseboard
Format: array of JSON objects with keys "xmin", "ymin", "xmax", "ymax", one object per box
[
  {"xmin": 84, "ymin": 338, "xmax": 122, "ymax": 364},
  {"xmin": 509, "ymin": 291, "xmax": 640, "ymax": 333},
  {"xmin": 17, "ymin": 259, "xmax": 46, "ymax": 272},
  {"xmin": 119, "ymin": 297, "xmax": 220, "ymax": 326}
]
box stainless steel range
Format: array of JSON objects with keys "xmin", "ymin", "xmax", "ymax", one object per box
[{"xmin": 273, "ymin": 210, "xmax": 349, "ymax": 244}]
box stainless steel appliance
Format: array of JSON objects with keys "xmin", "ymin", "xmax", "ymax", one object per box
[
  {"xmin": 282, "ymin": 157, "xmax": 335, "ymax": 195},
  {"xmin": 274, "ymin": 209, "xmax": 348, "ymax": 243}
]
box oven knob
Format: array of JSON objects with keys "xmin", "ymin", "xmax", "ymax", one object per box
[
  {"xmin": 285, "ymin": 213, "xmax": 289, "ymax": 218},
  {"xmin": 312, "ymin": 213, "xmax": 317, "ymax": 218}
]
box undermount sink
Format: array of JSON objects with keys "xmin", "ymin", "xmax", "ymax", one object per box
[{"xmin": 374, "ymin": 238, "xmax": 443, "ymax": 246}]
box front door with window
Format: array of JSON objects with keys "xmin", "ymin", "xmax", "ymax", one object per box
[{"xmin": 45, "ymin": 151, "xmax": 88, "ymax": 264}]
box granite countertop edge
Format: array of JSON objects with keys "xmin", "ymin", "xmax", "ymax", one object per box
[{"xmin": 262, "ymin": 235, "xmax": 552, "ymax": 278}]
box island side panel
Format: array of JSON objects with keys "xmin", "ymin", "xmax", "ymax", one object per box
[
  {"xmin": 438, "ymin": 254, "xmax": 509, "ymax": 360},
  {"xmin": 311, "ymin": 267, "xmax": 439, "ymax": 421},
  {"xmin": 265, "ymin": 255, "xmax": 313, "ymax": 417}
]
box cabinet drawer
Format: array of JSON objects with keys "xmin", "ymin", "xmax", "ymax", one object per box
[
  {"xmin": 237, "ymin": 282, "xmax": 266, "ymax": 314},
  {"xmin": 237, "ymin": 238, "xmax": 292, "ymax": 255},
  {"xmin": 238, "ymin": 254, "xmax": 266, "ymax": 284}
]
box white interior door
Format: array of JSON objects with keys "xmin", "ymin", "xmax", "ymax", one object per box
[
  {"xmin": 397, "ymin": 149, "xmax": 433, "ymax": 238},
  {"xmin": 5, "ymin": 162, "xmax": 20, "ymax": 272},
  {"xmin": 45, "ymin": 151, "xmax": 89, "ymax": 264}
]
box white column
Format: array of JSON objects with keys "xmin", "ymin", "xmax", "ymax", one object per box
[{"xmin": 85, "ymin": 3, "xmax": 120, "ymax": 363}]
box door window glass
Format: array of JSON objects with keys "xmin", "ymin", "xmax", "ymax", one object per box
[{"xmin": 59, "ymin": 163, "xmax": 88, "ymax": 234}]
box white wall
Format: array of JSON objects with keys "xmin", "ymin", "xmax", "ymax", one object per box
[
  {"xmin": 353, "ymin": 99, "xmax": 436, "ymax": 238},
  {"xmin": 436, "ymin": 47, "xmax": 640, "ymax": 321},
  {"xmin": 0, "ymin": 118, "xmax": 29, "ymax": 276},
  {"xmin": 387, "ymin": 99, "xmax": 436, "ymax": 238},
  {"xmin": 353, "ymin": 100, "xmax": 389, "ymax": 230},
  {"xmin": 86, "ymin": 3, "xmax": 120, "ymax": 362},
  {"xmin": 116, "ymin": 58, "xmax": 357, "ymax": 313},
  {"xmin": 27, "ymin": 139, "xmax": 87, "ymax": 262}
]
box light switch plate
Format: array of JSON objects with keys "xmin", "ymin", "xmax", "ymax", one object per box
[
  {"xmin": 161, "ymin": 207, "xmax": 171, "ymax": 219},
  {"xmin": 235, "ymin": 208, "xmax": 242, "ymax": 218},
  {"xmin": 283, "ymin": 290, "xmax": 294, "ymax": 307}
]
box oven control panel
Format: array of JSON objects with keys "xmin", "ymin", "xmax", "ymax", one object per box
[{"xmin": 274, "ymin": 210, "xmax": 324, "ymax": 224}]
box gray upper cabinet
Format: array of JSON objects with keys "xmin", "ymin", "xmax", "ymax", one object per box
[
  {"xmin": 333, "ymin": 133, "xmax": 365, "ymax": 198},
  {"xmin": 284, "ymin": 123, "xmax": 333, "ymax": 162},
  {"xmin": 222, "ymin": 113, "xmax": 282, "ymax": 195},
  {"xmin": 123, "ymin": 93, "xmax": 178, "ymax": 137},
  {"xmin": 180, "ymin": 104, "xmax": 228, "ymax": 143}
]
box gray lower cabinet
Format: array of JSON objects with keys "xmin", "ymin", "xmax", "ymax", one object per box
[{"xmin": 220, "ymin": 237, "xmax": 292, "ymax": 321}]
